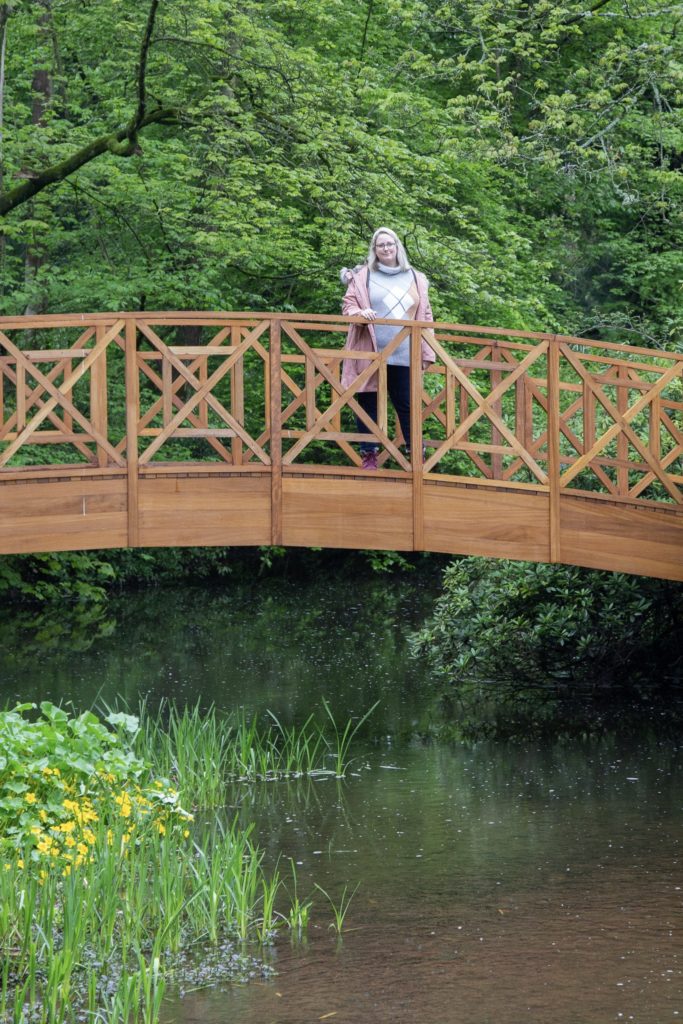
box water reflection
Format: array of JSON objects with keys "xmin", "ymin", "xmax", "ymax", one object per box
[{"xmin": 0, "ymin": 577, "xmax": 438, "ymax": 735}]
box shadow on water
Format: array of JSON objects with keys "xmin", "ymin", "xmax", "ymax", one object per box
[{"xmin": 1, "ymin": 576, "xmax": 681, "ymax": 1023}]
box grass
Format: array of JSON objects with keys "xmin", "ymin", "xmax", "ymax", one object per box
[{"xmin": 0, "ymin": 700, "xmax": 375, "ymax": 1023}]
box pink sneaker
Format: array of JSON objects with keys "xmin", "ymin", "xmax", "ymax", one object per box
[{"xmin": 361, "ymin": 450, "xmax": 379, "ymax": 470}]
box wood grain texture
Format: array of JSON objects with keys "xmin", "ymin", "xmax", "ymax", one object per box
[
  {"xmin": 282, "ymin": 476, "xmax": 413, "ymax": 550},
  {"xmin": 138, "ymin": 475, "xmax": 271, "ymax": 547}
]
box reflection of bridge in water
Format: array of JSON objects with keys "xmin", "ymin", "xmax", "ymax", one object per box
[{"xmin": 0, "ymin": 312, "xmax": 681, "ymax": 580}]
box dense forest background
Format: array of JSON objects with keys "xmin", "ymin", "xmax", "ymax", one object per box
[
  {"xmin": 1, "ymin": 0, "xmax": 681, "ymax": 735},
  {"xmin": 1, "ymin": 0, "xmax": 681, "ymax": 348}
]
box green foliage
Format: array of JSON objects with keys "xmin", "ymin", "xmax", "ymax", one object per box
[
  {"xmin": 0, "ymin": 702, "xmax": 191, "ymax": 864},
  {"xmin": 411, "ymin": 558, "xmax": 683, "ymax": 738},
  {"xmin": 1, "ymin": 0, "xmax": 680, "ymax": 347}
]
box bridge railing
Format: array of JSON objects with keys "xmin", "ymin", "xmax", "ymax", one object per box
[{"xmin": 0, "ymin": 312, "xmax": 681, "ymax": 518}]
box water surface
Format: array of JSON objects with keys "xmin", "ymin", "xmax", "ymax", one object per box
[{"xmin": 1, "ymin": 577, "xmax": 680, "ymax": 1024}]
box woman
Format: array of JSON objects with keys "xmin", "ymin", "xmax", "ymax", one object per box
[{"xmin": 341, "ymin": 228, "xmax": 435, "ymax": 470}]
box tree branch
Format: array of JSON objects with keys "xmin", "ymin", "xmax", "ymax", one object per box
[
  {"xmin": 0, "ymin": 105, "xmax": 178, "ymax": 216},
  {"xmin": 129, "ymin": 0, "xmax": 159, "ymax": 138}
]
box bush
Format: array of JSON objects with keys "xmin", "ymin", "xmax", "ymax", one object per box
[{"xmin": 410, "ymin": 558, "xmax": 683, "ymax": 739}]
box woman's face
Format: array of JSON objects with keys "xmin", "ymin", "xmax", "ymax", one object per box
[{"xmin": 374, "ymin": 233, "xmax": 399, "ymax": 267}]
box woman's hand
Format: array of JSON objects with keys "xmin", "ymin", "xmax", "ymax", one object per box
[{"xmin": 359, "ymin": 307, "xmax": 377, "ymax": 321}]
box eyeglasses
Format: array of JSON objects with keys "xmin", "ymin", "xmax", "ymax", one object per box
[{"xmin": 375, "ymin": 242, "xmax": 397, "ymax": 250}]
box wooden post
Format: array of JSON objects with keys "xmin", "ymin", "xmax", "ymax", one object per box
[
  {"xmin": 90, "ymin": 324, "xmax": 108, "ymax": 467},
  {"xmin": 411, "ymin": 324, "xmax": 424, "ymax": 551},
  {"xmin": 491, "ymin": 345, "xmax": 502, "ymax": 479},
  {"xmin": 231, "ymin": 323, "xmax": 243, "ymax": 465},
  {"xmin": 270, "ymin": 318, "xmax": 282, "ymax": 546},
  {"xmin": 125, "ymin": 317, "xmax": 140, "ymax": 547},
  {"xmin": 547, "ymin": 339, "xmax": 561, "ymax": 562},
  {"xmin": 16, "ymin": 361, "xmax": 25, "ymax": 433},
  {"xmin": 617, "ymin": 363, "xmax": 628, "ymax": 496}
]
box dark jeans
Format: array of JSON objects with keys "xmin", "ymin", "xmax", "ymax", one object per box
[{"xmin": 356, "ymin": 364, "xmax": 411, "ymax": 455}]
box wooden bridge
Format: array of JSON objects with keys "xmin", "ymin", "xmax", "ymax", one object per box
[{"xmin": 0, "ymin": 312, "xmax": 681, "ymax": 581}]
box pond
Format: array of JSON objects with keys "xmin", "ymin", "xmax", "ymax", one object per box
[{"xmin": 1, "ymin": 576, "xmax": 681, "ymax": 1024}]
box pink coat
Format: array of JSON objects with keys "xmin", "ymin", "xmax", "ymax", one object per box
[{"xmin": 341, "ymin": 266, "xmax": 436, "ymax": 393}]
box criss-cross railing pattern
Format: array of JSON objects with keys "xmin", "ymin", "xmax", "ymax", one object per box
[{"xmin": 0, "ymin": 313, "xmax": 680, "ymax": 510}]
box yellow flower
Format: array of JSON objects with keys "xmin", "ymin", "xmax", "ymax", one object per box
[
  {"xmin": 83, "ymin": 829, "xmax": 96, "ymax": 846},
  {"xmin": 65, "ymin": 836, "xmax": 76, "ymax": 848},
  {"xmin": 55, "ymin": 820, "xmax": 76, "ymax": 833},
  {"xmin": 17, "ymin": 859, "xmax": 24, "ymax": 869},
  {"xmin": 183, "ymin": 830, "xmax": 190, "ymax": 839},
  {"xmin": 50, "ymin": 846, "xmax": 60, "ymax": 858},
  {"xmin": 39, "ymin": 809, "xmax": 48, "ymax": 822},
  {"xmin": 156, "ymin": 821, "xmax": 166, "ymax": 835},
  {"xmin": 3, "ymin": 863, "xmax": 10, "ymax": 871},
  {"xmin": 24, "ymin": 792, "xmax": 37, "ymax": 804},
  {"xmin": 77, "ymin": 843, "xmax": 88, "ymax": 857},
  {"xmin": 62, "ymin": 865, "xmax": 71, "ymax": 877}
]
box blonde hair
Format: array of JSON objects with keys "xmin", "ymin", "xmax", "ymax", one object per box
[{"xmin": 367, "ymin": 227, "xmax": 410, "ymax": 272}]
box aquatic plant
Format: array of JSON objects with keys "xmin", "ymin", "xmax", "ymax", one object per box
[
  {"xmin": 313, "ymin": 881, "xmax": 360, "ymax": 935},
  {"xmin": 138, "ymin": 700, "xmax": 378, "ymax": 801},
  {"xmin": 322, "ymin": 698, "xmax": 380, "ymax": 777}
]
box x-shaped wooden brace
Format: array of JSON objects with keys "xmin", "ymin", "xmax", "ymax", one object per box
[
  {"xmin": 124, "ymin": 322, "xmax": 269, "ymax": 464},
  {"xmin": 280, "ymin": 323, "xmax": 410, "ymax": 470},
  {"xmin": 135, "ymin": 322, "xmax": 270, "ymax": 465},
  {"xmin": 503, "ymin": 368, "xmax": 618, "ymax": 493},
  {"xmin": 559, "ymin": 347, "xmax": 682, "ymax": 503},
  {"xmin": 0, "ymin": 323, "xmax": 126, "ymax": 468},
  {"xmin": 0, "ymin": 331, "xmax": 104, "ymax": 464},
  {"xmin": 422, "ymin": 335, "xmax": 548, "ymax": 483}
]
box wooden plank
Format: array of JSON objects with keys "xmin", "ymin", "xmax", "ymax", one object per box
[
  {"xmin": 282, "ymin": 476, "xmax": 413, "ymax": 550},
  {"xmin": 617, "ymin": 363, "xmax": 628, "ymax": 495},
  {"xmin": 560, "ymin": 496, "xmax": 683, "ymax": 581},
  {"xmin": 125, "ymin": 318, "xmax": 140, "ymax": 546},
  {"xmin": 0, "ymin": 477, "xmax": 128, "ymax": 555},
  {"xmin": 16, "ymin": 363, "xmax": 26, "ymax": 432},
  {"xmin": 305, "ymin": 357, "xmax": 316, "ymax": 430},
  {"xmin": 231, "ymin": 323, "xmax": 243, "ymax": 466},
  {"xmin": 411, "ymin": 325, "xmax": 424, "ymax": 550},
  {"xmin": 270, "ymin": 319, "xmax": 283, "ymax": 545},
  {"xmin": 91, "ymin": 327, "xmax": 108, "ymax": 467},
  {"xmin": 137, "ymin": 476, "xmax": 271, "ymax": 547},
  {"xmin": 547, "ymin": 339, "xmax": 561, "ymax": 562},
  {"xmin": 423, "ymin": 483, "xmax": 550, "ymax": 561}
]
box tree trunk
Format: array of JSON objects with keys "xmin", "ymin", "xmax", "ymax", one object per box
[{"xmin": 24, "ymin": 0, "xmax": 53, "ymax": 316}]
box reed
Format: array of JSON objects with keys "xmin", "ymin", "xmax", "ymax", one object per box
[
  {"xmin": 322, "ymin": 698, "xmax": 380, "ymax": 777},
  {"xmin": 313, "ymin": 881, "xmax": 361, "ymax": 935}
]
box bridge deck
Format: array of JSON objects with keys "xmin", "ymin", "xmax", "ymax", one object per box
[{"xmin": 0, "ymin": 312, "xmax": 681, "ymax": 580}]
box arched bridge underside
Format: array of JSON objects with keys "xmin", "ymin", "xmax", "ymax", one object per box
[{"xmin": 0, "ymin": 312, "xmax": 681, "ymax": 581}]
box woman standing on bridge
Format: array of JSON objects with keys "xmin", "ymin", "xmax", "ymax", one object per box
[{"xmin": 341, "ymin": 227, "xmax": 435, "ymax": 470}]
